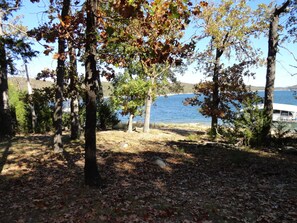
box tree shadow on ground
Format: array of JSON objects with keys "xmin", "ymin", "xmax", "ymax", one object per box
[
  {"xmin": 0, "ymin": 141, "xmax": 11, "ymax": 174},
  {"xmin": 1, "ymin": 135, "xmax": 297, "ymax": 222}
]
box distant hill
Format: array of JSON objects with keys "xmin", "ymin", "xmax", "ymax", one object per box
[
  {"xmin": 8, "ymin": 76, "xmax": 296, "ymax": 96},
  {"xmin": 249, "ymin": 85, "xmax": 297, "ymax": 91},
  {"xmin": 8, "ymin": 76, "xmax": 195, "ymax": 96},
  {"xmin": 9, "ymin": 76, "xmax": 53, "ymax": 90},
  {"xmin": 8, "ymin": 76, "xmax": 112, "ymax": 96}
]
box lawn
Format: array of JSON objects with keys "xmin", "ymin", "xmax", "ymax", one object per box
[{"xmin": 0, "ymin": 125, "xmax": 297, "ymax": 222}]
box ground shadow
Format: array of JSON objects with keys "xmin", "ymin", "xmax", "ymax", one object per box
[
  {"xmin": 0, "ymin": 141, "xmax": 11, "ymax": 174},
  {"xmin": 1, "ymin": 134, "xmax": 297, "ymax": 222}
]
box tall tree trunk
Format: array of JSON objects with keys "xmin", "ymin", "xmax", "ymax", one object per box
[
  {"xmin": 84, "ymin": 0, "xmax": 102, "ymax": 187},
  {"xmin": 24, "ymin": 62, "xmax": 36, "ymax": 133},
  {"xmin": 127, "ymin": 114, "xmax": 134, "ymax": 133},
  {"xmin": 211, "ymin": 48, "xmax": 223, "ymax": 135},
  {"xmin": 98, "ymin": 82, "xmax": 105, "ymax": 130},
  {"xmin": 262, "ymin": 0, "xmax": 290, "ymax": 140},
  {"xmin": 0, "ymin": 11, "xmax": 14, "ymax": 138},
  {"xmin": 143, "ymin": 78, "xmax": 154, "ymax": 133},
  {"xmin": 53, "ymin": 0, "xmax": 70, "ymax": 153},
  {"xmin": 68, "ymin": 42, "xmax": 80, "ymax": 140}
]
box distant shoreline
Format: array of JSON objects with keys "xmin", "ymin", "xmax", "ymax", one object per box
[{"xmin": 9, "ymin": 76, "xmax": 296, "ymax": 95}]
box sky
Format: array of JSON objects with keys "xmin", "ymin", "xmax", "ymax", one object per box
[{"xmin": 12, "ymin": 0, "xmax": 297, "ymax": 88}]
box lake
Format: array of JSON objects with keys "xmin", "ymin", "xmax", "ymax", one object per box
[{"xmin": 119, "ymin": 90, "xmax": 297, "ymax": 125}]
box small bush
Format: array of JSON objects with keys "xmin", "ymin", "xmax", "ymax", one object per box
[
  {"xmin": 78, "ymin": 98, "xmax": 120, "ymax": 131},
  {"xmin": 8, "ymin": 83, "xmax": 26, "ymax": 133},
  {"xmin": 97, "ymin": 99, "xmax": 120, "ymax": 130},
  {"xmin": 22, "ymin": 87, "xmax": 55, "ymax": 133},
  {"xmin": 223, "ymin": 97, "xmax": 269, "ymax": 147},
  {"xmin": 272, "ymin": 121, "xmax": 291, "ymax": 139}
]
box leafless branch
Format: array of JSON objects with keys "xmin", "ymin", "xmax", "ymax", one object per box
[
  {"xmin": 277, "ymin": 59, "xmax": 297, "ymax": 76},
  {"xmin": 278, "ymin": 45, "xmax": 297, "ymax": 76},
  {"xmin": 280, "ymin": 45, "xmax": 297, "ymax": 62},
  {"xmin": 289, "ymin": 65, "xmax": 297, "ymax": 76}
]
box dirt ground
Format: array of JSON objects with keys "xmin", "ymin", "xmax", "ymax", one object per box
[{"xmin": 0, "ymin": 124, "xmax": 297, "ymax": 222}]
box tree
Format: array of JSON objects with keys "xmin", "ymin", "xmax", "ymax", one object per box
[
  {"xmin": 262, "ymin": 0, "xmax": 291, "ymax": 140},
  {"xmin": 103, "ymin": 0, "xmax": 193, "ymax": 133},
  {"xmin": 142, "ymin": 63, "xmax": 184, "ymax": 133},
  {"xmin": 111, "ymin": 69, "xmax": 148, "ymax": 133},
  {"xmin": 23, "ymin": 86, "xmax": 55, "ymax": 134},
  {"xmin": 53, "ymin": 0, "xmax": 71, "ymax": 153},
  {"xmin": 28, "ymin": 1, "xmax": 83, "ymax": 141},
  {"xmin": 190, "ymin": 0, "xmax": 263, "ymax": 136},
  {"xmin": 185, "ymin": 61, "xmax": 256, "ymax": 128},
  {"xmin": 0, "ymin": 1, "xmax": 37, "ymax": 138},
  {"xmin": 29, "ymin": 0, "xmax": 104, "ymax": 185},
  {"xmin": 68, "ymin": 40, "xmax": 80, "ymax": 140},
  {"xmin": 287, "ymin": 1, "xmax": 297, "ymax": 43},
  {"xmin": 84, "ymin": 0, "xmax": 102, "ymax": 187},
  {"xmin": 23, "ymin": 60, "xmax": 37, "ymax": 133}
]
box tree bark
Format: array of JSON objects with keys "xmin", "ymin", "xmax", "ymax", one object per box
[
  {"xmin": 24, "ymin": 62, "xmax": 36, "ymax": 133},
  {"xmin": 0, "ymin": 10, "xmax": 14, "ymax": 138},
  {"xmin": 97, "ymin": 81, "xmax": 105, "ymax": 130},
  {"xmin": 68, "ymin": 42, "xmax": 80, "ymax": 140},
  {"xmin": 143, "ymin": 78, "xmax": 154, "ymax": 133},
  {"xmin": 53, "ymin": 0, "xmax": 71, "ymax": 153},
  {"xmin": 84, "ymin": 0, "xmax": 102, "ymax": 187},
  {"xmin": 211, "ymin": 48, "xmax": 223, "ymax": 135},
  {"xmin": 263, "ymin": 0, "xmax": 290, "ymax": 139},
  {"xmin": 127, "ymin": 114, "xmax": 134, "ymax": 133}
]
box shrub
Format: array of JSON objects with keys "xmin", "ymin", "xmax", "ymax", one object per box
[
  {"xmin": 22, "ymin": 87, "xmax": 55, "ymax": 133},
  {"xmin": 79, "ymin": 98, "xmax": 120, "ymax": 131},
  {"xmin": 272, "ymin": 121, "xmax": 291, "ymax": 139},
  {"xmin": 223, "ymin": 96, "xmax": 269, "ymax": 147},
  {"xmin": 8, "ymin": 83, "xmax": 27, "ymax": 133},
  {"xmin": 97, "ymin": 99, "xmax": 120, "ymax": 130}
]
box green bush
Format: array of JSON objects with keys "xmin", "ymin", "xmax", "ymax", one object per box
[
  {"xmin": 224, "ymin": 97, "xmax": 269, "ymax": 147},
  {"xmin": 22, "ymin": 87, "xmax": 55, "ymax": 133},
  {"xmin": 8, "ymin": 83, "xmax": 27, "ymax": 133},
  {"xmin": 78, "ymin": 98, "xmax": 120, "ymax": 131},
  {"xmin": 272, "ymin": 121, "xmax": 291, "ymax": 139},
  {"xmin": 97, "ymin": 99, "xmax": 120, "ymax": 130}
]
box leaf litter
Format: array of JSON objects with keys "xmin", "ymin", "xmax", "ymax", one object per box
[{"xmin": 0, "ymin": 126, "xmax": 297, "ymax": 222}]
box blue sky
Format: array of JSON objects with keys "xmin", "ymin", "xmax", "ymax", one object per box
[{"xmin": 14, "ymin": 0, "xmax": 297, "ymax": 88}]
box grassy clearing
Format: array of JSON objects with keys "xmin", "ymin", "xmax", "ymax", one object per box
[{"xmin": 0, "ymin": 125, "xmax": 297, "ymax": 222}]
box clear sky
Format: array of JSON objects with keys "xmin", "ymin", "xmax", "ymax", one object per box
[{"xmin": 14, "ymin": 0, "xmax": 297, "ymax": 88}]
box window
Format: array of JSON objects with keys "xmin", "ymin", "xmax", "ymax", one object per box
[{"xmin": 280, "ymin": 111, "xmax": 293, "ymax": 116}]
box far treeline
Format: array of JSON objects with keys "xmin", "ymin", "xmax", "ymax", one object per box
[
  {"xmin": 8, "ymin": 77, "xmax": 297, "ymax": 94},
  {"xmin": 8, "ymin": 77, "xmax": 196, "ymax": 96},
  {"xmin": 1, "ymin": 0, "xmax": 296, "ymax": 187}
]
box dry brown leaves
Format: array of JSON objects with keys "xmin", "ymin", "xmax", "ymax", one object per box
[{"xmin": 0, "ymin": 126, "xmax": 297, "ymax": 222}]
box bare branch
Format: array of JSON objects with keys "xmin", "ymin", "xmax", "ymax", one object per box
[
  {"xmin": 278, "ymin": 45, "xmax": 297, "ymax": 76},
  {"xmin": 279, "ymin": 45, "xmax": 297, "ymax": 62},
  {"xmin": 289, "ymin": 65, "xmax": 297, "ymax": 76},
  {"xmin": 277, "ymin": 59, "xmax": 297, "ymax": 76}
]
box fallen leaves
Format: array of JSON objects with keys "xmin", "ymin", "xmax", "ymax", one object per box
[{"xmin": 0, "ymin": 128, "xmax": 297, "ymax": 222}]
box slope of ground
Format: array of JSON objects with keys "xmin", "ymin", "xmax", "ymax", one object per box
[{"xmin": 0, "ymin": 125, "xmax": 297, "ymax": 222}]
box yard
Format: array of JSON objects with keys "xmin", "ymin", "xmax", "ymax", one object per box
[{"xmin": 0, "ymin": 125, "xmax": 297, "ymax": 222}]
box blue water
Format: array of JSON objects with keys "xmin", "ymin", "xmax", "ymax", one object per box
[{"xmin": 119, "ymin": 90, "xmax": 297, "ymax": 124}]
